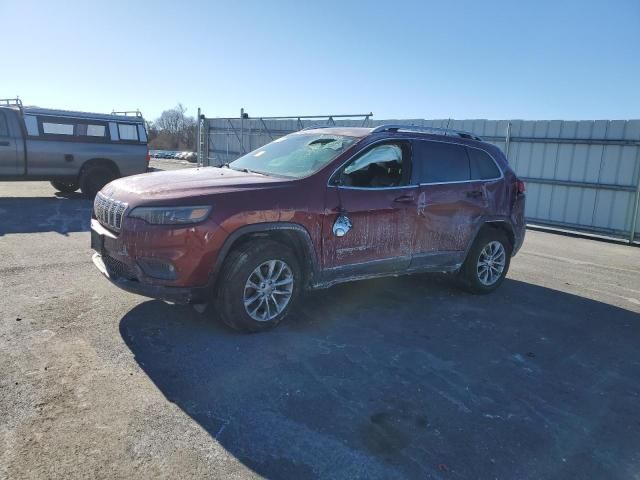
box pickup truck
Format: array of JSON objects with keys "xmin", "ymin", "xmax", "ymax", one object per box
[{"xmin": 0, "ymin": 99, "xmax": 149, "ymax": 196}]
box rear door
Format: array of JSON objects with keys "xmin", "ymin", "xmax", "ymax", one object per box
[
  {"xmin": 322, "ymin": 140, "xmax": 418, "ymax": 276},
  {"xmin": 411, "ymin": 140, "xmax": 500, "ymax": 269},
  {"xmin": 0, "ymin": 110, "xmax": 19, "ymax": 176}
]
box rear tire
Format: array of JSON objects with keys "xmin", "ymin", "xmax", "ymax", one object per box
[
  {"xmin": 79, "ymin": 165, "xmax": 117, "ymax": 198},
  {"xmin": 50, "ymin": 180, "xmax": 78, "ymax": 193},
  {"xmin": 459, "ymin": 229, "xmax": 512, "ymax": 294},
  {"xmin": 215, "ymin": 240, "xmax": 301, "ymax": 332}
]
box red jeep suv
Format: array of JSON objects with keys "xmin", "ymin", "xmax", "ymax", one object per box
[{"xmin": 91, "ymin": 125, "xmax": 526, "ymax": 331}]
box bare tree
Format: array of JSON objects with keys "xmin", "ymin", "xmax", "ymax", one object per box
[{"xmin": 150, "ymin": 104, "xmax": 196, "ymax": 150}]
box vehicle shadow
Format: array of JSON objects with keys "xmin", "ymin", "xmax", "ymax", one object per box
[
  {"xmin": 0, "ymin": 196, "xmax": 91, "ymax": 235},
  {"xmin": 119, "ymin": 276, "xmax": 640, "ymax": 480}
]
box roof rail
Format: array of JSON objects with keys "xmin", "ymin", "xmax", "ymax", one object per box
[
  {"xmin": 0, "ymin": 98, "xmax": 23, "ymax": 109},
  {"xmin": 299, "ymin": 125, "xmax": 338, "ymax": 131},
  {"xmin": 371, "ymin": 124, "xmax": 482, "ymax": 141},
  {"xmin": 111, "ymin": 110, "xmax": 143, "ymax": 118}
]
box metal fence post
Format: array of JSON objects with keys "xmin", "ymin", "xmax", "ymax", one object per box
[
  {"xmin": 629, "ymin": 154, "xmax": 640, "ymax": 244},
  {"xmin": 203, "ymin": 117, "xmax": 209, "ymax": 167},
  {"xmin": 505, "ymin": 121, "xmax": 512, "ymax": 159},
  {"xmin": 196, "ymin": 107, "xmax": 202, "ymax": 167},
  {"xmin": 240, "ymin": 108, "xmax": 245, "ymax": 154}
]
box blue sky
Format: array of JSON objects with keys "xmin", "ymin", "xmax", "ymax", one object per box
[{"xmin": 3, "ymin": 0, "xmax": 639, "ymax": 121}]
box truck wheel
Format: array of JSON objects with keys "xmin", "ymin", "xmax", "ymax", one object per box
[
  {"xmin": 80, "ymin": 165, "xmax": 116, "ymax": 198},
  {"xmin": 459, "ymin": 229, "xmax": 512, "ymax": 294},
  {"xmin": 216, "ymin": 240, "xmax": 301, "ymax": 332},
  {"xmin": 50, "ymin": 180, "xmax": 79, "ymax": 193}
]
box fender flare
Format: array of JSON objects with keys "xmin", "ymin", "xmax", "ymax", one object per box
[
  {"xmin": 462, "ymin": 218, "xmax": 516, "ymax": 263},
  {"xmin": 209, "ymin": 222, "xmax": 319, "ymax": 289}
]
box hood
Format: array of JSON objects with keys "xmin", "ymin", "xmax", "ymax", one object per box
[{"xmin": 102, "ymin": 167, "xmax": 289, "ymax": 202}]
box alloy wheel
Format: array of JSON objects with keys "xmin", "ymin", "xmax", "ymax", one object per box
[
  {"xmin": 243, "ymin": 260, "xmax": 294, "ymax": 322},
  {"xmin": 476, "ymin": 240, "xmax": 506, "ymax": 286}
]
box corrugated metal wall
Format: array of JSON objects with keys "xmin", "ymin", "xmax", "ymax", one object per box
[{"xmin": 205, "ymin": 117, "xmax": 640, "ymax": 243}]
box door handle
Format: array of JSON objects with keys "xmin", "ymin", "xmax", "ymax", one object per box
[
  {"xmin": 64, "ymin": 154, "xmax": 74, "ymax": 162},
  {"xmin": 0, "ymin": 141, "xmax": 9, "ymax": 147},
  {"xmin": 466, "ymin": 190, "xmax": 483, "ymax": 198},
  {"xmin": 393, "ymin": 194, "xmax": 414, "ymax": 204}
]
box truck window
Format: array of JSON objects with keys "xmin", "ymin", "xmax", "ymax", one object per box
[
  {"xmin": 109, "ymin": 122, "xmax": 119, "ymax": 140},
  {"xmin": 0, "ymin": 111, "xmax": 8, "ymax": 137},
  {"xmin": 42, "ymin": 121, "xmax": 74, "ymax": 135},
  {"xmin": 117, "ymin": 123, "xmax": 138, "ymax": 141},
  {"xmin": 77, "ymin": 123, "xmax": 107, "ymax": 138},
  {"xmin": 137, "ymin": 124, "xmax": 147, "ymax": 142},
  {"xmin": 24, "ymin": 115, "xmax": 39, "ymax": 136}
]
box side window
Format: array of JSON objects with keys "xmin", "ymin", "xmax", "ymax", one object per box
[
  {"xmin": 117, "ymin": 123, "xmax": 138, "ymax": 141},
  {"xmin": 137, "ymin": 124, "xmax": 147, "ymax": 142},
  {"xmin": 414, "ymin": 141, "xmax": 470, "ymax": 183},
  {"xmin": 42, "ymin": 121, "xmax": 74, "ymax": 136},
  {"xmin": 468, "ymin": 148, "xmax": 501, "ymax": 180},
  {"xmin": 340, "ymin": 143, "xmax": 407, "ymax": 188},
  {"xmin": 24, "ymin": 115, "xmax": 39, "ymax": 136},
  {"xmin": 77, "ymin": 123, "xmax": 107, "ymax": 138},
  {"xmin": 0, "ymin": 111, "xmax": 8, "ymax": 137}
]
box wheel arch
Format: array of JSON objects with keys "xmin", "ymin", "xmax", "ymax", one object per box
[
  {"xmin": 463, "ymin": 219, "xmax": 516, "ymax": 263},
  {"xmin": 210, "ymin": 222, "xmax": 319, "ymax": 291},
  {"xmin": 79, "ymin": 158, "xmax": 121, "ymax": 179}
]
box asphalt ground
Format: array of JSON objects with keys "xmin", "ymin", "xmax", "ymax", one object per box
[{"xmin": 1, "ymin": 162, "xmax": 639, "ymax": 479}]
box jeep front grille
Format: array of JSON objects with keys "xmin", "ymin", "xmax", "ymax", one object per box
[{"xmin": 94, "ymin": 192, "xmax": 128, "ymax": 232}]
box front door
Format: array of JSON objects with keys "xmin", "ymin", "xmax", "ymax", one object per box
[
  {"xmin": 0, "ymin": 110, "xmax": 19, "ymax": 176},
  {"xmin": 322, "ymin": 141, "xmax": 417, "ymax": 277}
]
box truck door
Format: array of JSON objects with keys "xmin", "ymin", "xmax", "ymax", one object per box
[{"xmin": 0, "ymin": 110, "xmax": 19, "ymax": 176}]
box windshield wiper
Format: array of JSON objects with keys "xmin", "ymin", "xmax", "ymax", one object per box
[
  {"xmin": 240, "ymin": 167, "xmax": 268, "ymax": 176},
  {"xmin": 228, "ymin": 165, "xmax": 268, "ymax": 176}
]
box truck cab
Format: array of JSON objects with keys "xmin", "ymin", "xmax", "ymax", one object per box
[{"xmin": 0, "ymin": 98, "xmax": 149, "ymax": 196}]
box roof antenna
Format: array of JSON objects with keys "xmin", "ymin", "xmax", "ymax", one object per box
[{"xmin": 445, "ymin": 118, "xmax": 452, "ymax": 136}]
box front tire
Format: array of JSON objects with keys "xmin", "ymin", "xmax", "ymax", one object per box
[
  {"xmin": 215, "ymin": 240, "xmax": 301, "ymax": 332},
  {"xmin": 50, "ymin": 180, "xmax": 78, "ymax": 193},
  {"xmin": 459, "ymin": 229, "xmax": 512, "ymax": 294},
  {"xmin": 79, "ymin": 165, "xmax": 117, "ymax": 198}
]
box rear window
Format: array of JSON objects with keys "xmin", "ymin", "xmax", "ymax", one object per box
[
  {"xmin": 0, "ymin": 111, "xmax": 8, "ymax": 136},
  {"xmin": 468, "ymin": 148, "xmax": 500, "ymax": 180},
  {"xmin": 414, "ymin": 140, "xmax": 470, "ymax": 183}
]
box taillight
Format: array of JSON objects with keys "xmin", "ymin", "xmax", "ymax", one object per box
[
  {"xmin": 146, "ymin": 150, "xmax": 151, "ymax": 165},
  {"xmin": 516, "ymin": 179, "xmax": 526, "ymax": 195}
]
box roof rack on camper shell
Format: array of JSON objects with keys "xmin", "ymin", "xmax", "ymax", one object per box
[
  {"xmin": 0, "ymin": 98, "xmax": 23, "ymax": 109},
  {"xmin": 18, "ymin": 107, "xmax": 144, "ymax": 123},
  {"xmin": 371, "ymin": 124, "xmax": 483, "ymax": 141},
  {"xmin": 111, "ymin": 110, "xmax": 143, "ymax": 118}
]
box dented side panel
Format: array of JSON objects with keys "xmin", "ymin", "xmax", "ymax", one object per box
[{"xmin": 321, "ymin": 187, "xmax": 416, "ymax": 269}]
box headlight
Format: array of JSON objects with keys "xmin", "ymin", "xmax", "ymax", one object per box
[{"xmin": 128, "ymin": 206, "xmax": 212, "ymax": 225}]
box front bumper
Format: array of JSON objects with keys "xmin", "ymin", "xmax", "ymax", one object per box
[{"xmin": 92, "ymin": 252, "xmax": 207, "ymax": 304}]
